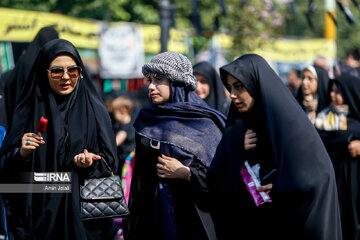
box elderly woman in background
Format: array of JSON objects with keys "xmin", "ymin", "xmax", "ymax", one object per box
[{"xmin": 297, "ymin": 65, "xmax": 330, "ymax": 124}]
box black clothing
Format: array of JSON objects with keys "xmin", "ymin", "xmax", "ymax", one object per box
[
  {"xmin": 127, "ymin": 136, "xmax": 213, "ymax": 240},
  {"xmin": 193, "ymin": 61, "xmax": 229, "ymax": 115},
  {"xmin": 334, "ymin": 75, "xmax": 360, "ymax": 121},
  {"xmin": 339, "ymin": 64, "xmax": 360, "ymax": 78},
  {"xmin": 0, "ymin": 39, "xmax": 119, "ymax": 240},
  {"xmin": 317, "ymin": 74, "xmax": 360, "ymax": 240},
  {"xmin": 207, "ymin": 54, "xmax": 342, "ymax": 240},
  {"xmin": 0, "ymin": 72, "xmax": 7, "ymax": 129},
  {"xmin": 3, "ymin": 27, "xmax": 59, "ymax": 129},
  {"xmin": 114, "ymin": 119, "xmax": 136, "ymax": 174}
]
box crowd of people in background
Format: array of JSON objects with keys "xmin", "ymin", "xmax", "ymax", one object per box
[
  {"xmin": 0, "ymin": 26, "xmax": 359, "ymax": 240},
  {"xmin": 287, "ymin": 50, "xmax": 360, "ymax": 240}
]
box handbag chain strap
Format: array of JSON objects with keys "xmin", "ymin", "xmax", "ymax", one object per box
[{"xmin": 100, "ymin": 157, "xmax": 114, "ymax": 176}]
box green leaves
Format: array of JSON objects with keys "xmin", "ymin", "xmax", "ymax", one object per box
[
  {"xmin": 219, "ymin": 0, "xmax": 283, "ymax": 58},
  {"xmin": 2, "ymin": 0, "xmax": 359, "ymax": 60}
]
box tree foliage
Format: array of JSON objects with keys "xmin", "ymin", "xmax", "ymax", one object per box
[
  {"xmin": 281, "ymin": 0, "xmax": 360, "ymax": 59},
  {"xmin": 220, "ymin": 0, "xmax": 284, "ymax": 58},
  {"xmin": 0, "ymin": 0, "xmax": 159, "ymax": 23},
  {"xmin": 335, "ymin": 1, "xmax": 360, "ymax": 59},
  {"xmin": 281, "ymin": 0, "xmax": 324, "ymax": 38},
  {"xmin": 1, "ymin": 0, "xmax": 360, "ymax": 60}
]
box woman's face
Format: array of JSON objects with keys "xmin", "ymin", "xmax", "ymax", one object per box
[
  {"xmin": 47, "ymin": 54, "xmax": 80, "ymax": 95},
  {"xmin": 194, "ymin": 73, "xmax": 210, "ymax": 100},
  {"xmin": 148, "ymin": 73, "xmax": 171, "ymax": 105},
  {"xmin": 301, "ymin": 70, "xmax": 318, "ymax": 95},
  {"xmin": 330, "ymin": 83, "xmax": 344, "ymax": 107},
  {"xmin": 227, "ymin": 74, "xmax": 254, "ymax": 113}
]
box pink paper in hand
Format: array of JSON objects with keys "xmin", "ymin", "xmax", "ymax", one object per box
[
  {"xmin": 240, "ymin": 161, "xmax": 272, "ymax": 207},
  {"xmin": 36, "ymin": 117, "xmax": 48, "ymax": 133}
]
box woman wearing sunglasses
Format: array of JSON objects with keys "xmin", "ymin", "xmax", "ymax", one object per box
[{"xmin": 0, "ymin": 39, "xmax": 119, "ymax": 239}]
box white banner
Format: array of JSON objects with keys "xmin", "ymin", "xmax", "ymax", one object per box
[{"xmin": 99, "ymin": 23, "xmax": 145, "ymax": 79}]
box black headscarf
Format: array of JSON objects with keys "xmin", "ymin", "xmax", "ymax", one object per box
[
  {"xmin": 296, "ymin": 65, "xmax": 331, "ymax": 113},
  {"xmin": 193, "ymin": 61, "xmax": 228, "ymax": 114},
  {"xmin": 3, "ymin": 27, "xmax": 59, "ymax": 127},
  {"xmin": 0, "ymin": 39, "xmax": 118, "ymax": 239},
  {"xmin": 134, "ymin": 82, "xmax": 226, "ymax": 167},
  {"xmin": 0, "ymin": 72, "xmax": 8, "ymax": 129},
  {"xmin": 207, "ymin": 54, "xmax": 342, "ymax": 239},
  {"xmin": 334, "ymin": 74, "xmax": 360, "ymax": 121}
]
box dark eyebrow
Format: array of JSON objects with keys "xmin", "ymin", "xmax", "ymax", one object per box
[
  {"xmin": 153, "ymin": 73, "xmax": 165, "ymax": 78},
  {"xmin": 232, "ymin": 81, "xmax": 243, "ymax": 87},
  {"xmin": 50, "ymin": 65, "xmax": 77, "ymax": 69}
]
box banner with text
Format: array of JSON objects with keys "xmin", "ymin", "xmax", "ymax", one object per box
[
  {"xmin": 99, "ymin": 23, "xmax": 145, "ymax": 79},
  {"xmin": 255, "ymin": 38, "xmax": 336, "ymax": 63},
  {"xmin": 255, "ymin": 38, "xmax": 337, "ymax": 81},
  {"xmin": 0, "ymin": 7, "xmax": 100, "ymax": 49}
]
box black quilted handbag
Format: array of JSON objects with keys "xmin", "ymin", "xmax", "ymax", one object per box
[{"xmin": 80, "ymin": 161, "xmax": 129, "ymax": 220}]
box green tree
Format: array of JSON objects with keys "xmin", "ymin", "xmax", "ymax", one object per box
[
  {"xmin": 282, "ymin": 0, "xmax": 360, "ymax": 60},
  {"xmin": 281, "ymin": 0, "xmax": 324, "ymax": 38},
  {"xmin": 1, "ymin": 0, "xmax": 360, "ymax": 60},
  {"xmin": 335, "ymin": 1, "xmax": 360, "ymax": 59},
  {"xmin": 175, "ymin": 0, "xmax": 285, "ymax": 59},
  {"xmin": 220, "ymin": 0, "xmax": 284, "ymax": 58},
  {"xmin": 0, "ymin": 0, "xmax": 159, "ymax": 23}
]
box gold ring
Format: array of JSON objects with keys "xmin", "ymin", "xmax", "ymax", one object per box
[{"xmin": 81, "ymin": 159, "xmax": 85, "ymax": 164}]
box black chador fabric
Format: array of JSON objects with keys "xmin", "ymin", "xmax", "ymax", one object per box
[
  {"xmin": 125, "ymin": 83, "xmax": 225, "ymax": 240},
  {"xmin": 0, "ymin": 72, "xmax": 8, "ymax": 129},
  {"xmin": 193, "ymin": 61, "xmax": 229, "ymax": 114},
  {"xmin": 296, "ymin": 65, "xmax": 331, "ymax": 113},
  {"xmin": 207, "ymin": 54, "xmax": 342, "ymax": 240},
  {"xmin": 114, "ymin": 115, "xmax": 136, "ymax": 174},
  {"xmin": 0, "ymin": 39, "xmax": 119, "ymax": 240},
  {"xmin": 3, "ymin": 27, "xmax": 59, "ymax": 128},
  {"xmin": 317, "ymin": 75, "xmax": 360, "ymax": 240},
  {"xmin": 334, "ymin": 75, "xmax": 360, "ymax": 121},
  {"xmin": 340, "ymin": 64, "xmax": 360, "ymax": 78}
]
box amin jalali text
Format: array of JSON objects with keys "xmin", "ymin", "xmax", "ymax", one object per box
[{"xmin": 44, "ymin": 185, "xmax": 71, "ymax": 192}]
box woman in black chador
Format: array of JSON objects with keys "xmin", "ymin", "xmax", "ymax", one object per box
[
  {"xmin": 193, "ymin": 61, "xmax": 230, "ymax": 115},
  {"xmin": 0, "ymin": 39, "xmax": 119, "ymax": 239},
  {"xmin": 206, "ymin": 54, "xmax": 342, "ymax": 240},
  {"xmin": 315, "ymin": 74, "xmax": 360, "ymax": 240},
  {"xmin": 124, "ymin": 51, "xmax": 225, "ymax": 240}
]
